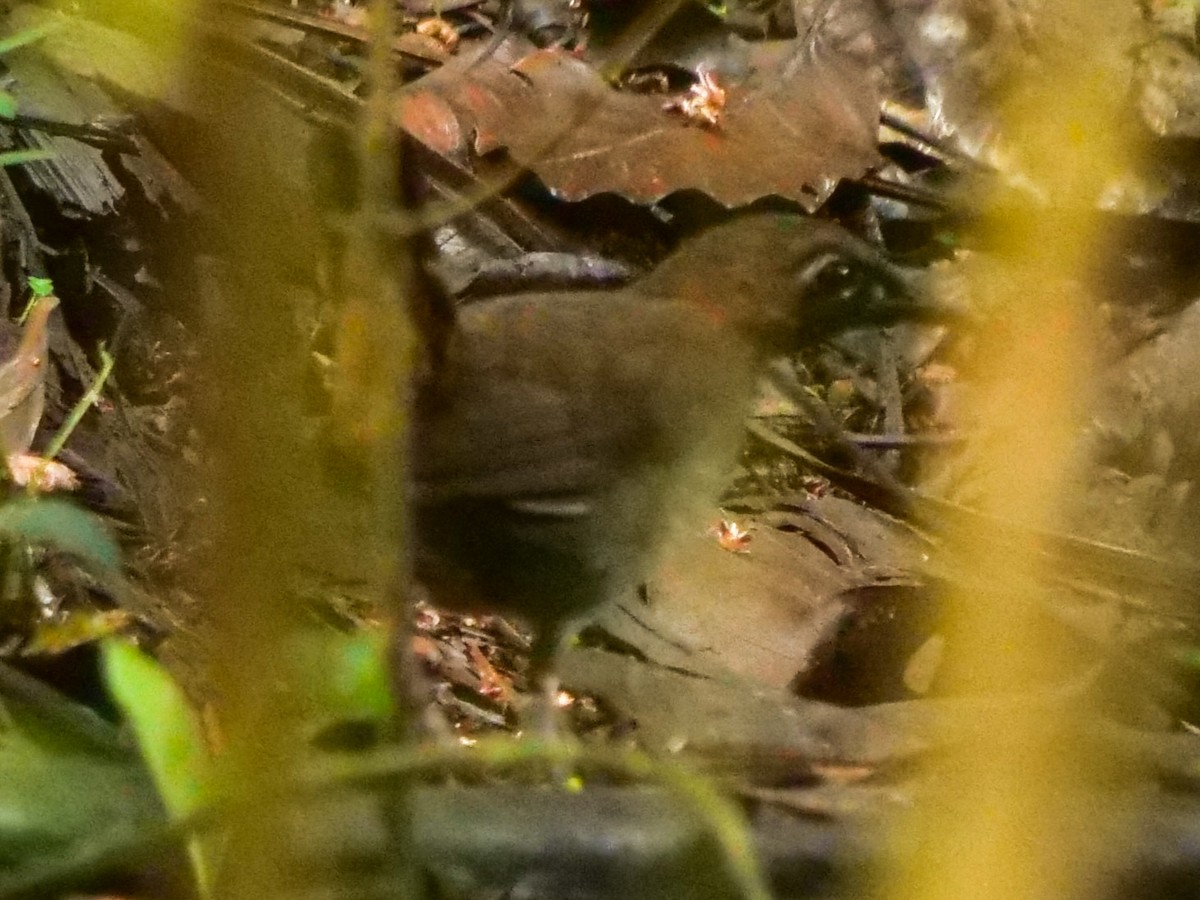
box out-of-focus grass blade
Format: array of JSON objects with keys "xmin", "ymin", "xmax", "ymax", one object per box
[{"xmin": 0, "ymin": 22, "xmax": 60, "ymax": 57}]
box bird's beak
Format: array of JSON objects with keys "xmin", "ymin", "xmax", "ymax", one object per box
[{"xmin": 800, "ymin": 261, "xmax": 977, "ymax": 343}]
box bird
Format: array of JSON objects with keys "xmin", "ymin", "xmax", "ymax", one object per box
[{"xmin": 411, "ymin": 213, "xmax": 949, "ymax": 711}]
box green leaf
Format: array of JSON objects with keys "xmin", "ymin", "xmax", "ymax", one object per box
[
  {"xmin": 0, "ymin": 148, "xmax": 52, "ymax": 168},
  {"xmin": 0, "ymin": 498, "xmax": 120, "ymax": 577},
  {"xmin": 26, "ymin": 277, "xmax": 53, "ymax": 298},
  {"xmin": 0, "ymin": 89, "xmax": 17, "ymax": 121},
  {"xmin": 102, "ymin": 638, "xmax": 214, "ymax": 894},
  {"xmin": 0, "ymin": 659, "xmax": 162, "ymax": 872}
]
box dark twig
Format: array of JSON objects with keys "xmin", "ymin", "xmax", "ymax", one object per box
[{"xmin": 6, "ymin": 112, "xmax": 138, "ymax": 154}]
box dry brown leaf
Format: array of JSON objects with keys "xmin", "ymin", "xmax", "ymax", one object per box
[
  {"xmin": 709, "ymin": 518, "xmax": 753, "ymax": 553},
  {"xmin": 6, "ymin": 454, "xmax": 80, "ymax": 492},
  {"xmin": 397, "ymin": 42, "xmax": 881, "ymax": 209}
]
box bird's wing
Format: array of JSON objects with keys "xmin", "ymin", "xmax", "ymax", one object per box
[
  {"xmin": 413, "ymin": 291, "xmax": 711, "ymax": 503},
  {"xmin": 414, "ymin": 373, "xmax": 607, "ymax": 500}
]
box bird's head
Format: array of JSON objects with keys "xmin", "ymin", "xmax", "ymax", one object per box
[{"xmin": 641, "ymin": 213, "xmax": 958, "ymax": 353}]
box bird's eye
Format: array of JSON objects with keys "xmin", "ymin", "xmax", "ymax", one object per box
[
  {"xmin": 796, "ymin": 254, "xmax": 861, "ymax": 299},
  {"xmin": 794, "ymin": 252, "xmax": 839, "ymax": 286}
]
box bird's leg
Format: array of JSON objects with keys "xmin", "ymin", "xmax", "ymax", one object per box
[
  {"xmin": 391, "ymin": 622, "xmax": 457, "ymax": 744},
  {"xmin": 523, "ymin": 625, "xmax": 572, "ymax": 744}
]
